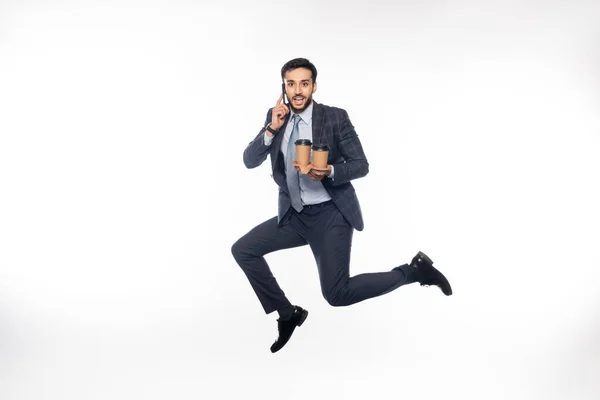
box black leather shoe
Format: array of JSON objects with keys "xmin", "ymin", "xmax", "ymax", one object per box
[
  {"xmin": 411, "ymin": 251, "xmax": 452, "ymax": 295},
  {"xmin": 270, "ymin": 306, "xmax": 309, "ymax": 353}
]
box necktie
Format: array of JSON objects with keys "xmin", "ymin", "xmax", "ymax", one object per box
[{"xmin": 286, "ymin": 115, "xmax": 303, "ymax": 212}]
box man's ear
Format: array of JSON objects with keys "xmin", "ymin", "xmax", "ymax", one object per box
[{"xmin": 312, "ymin": 81, "xmax": 317, "ymax": 94}]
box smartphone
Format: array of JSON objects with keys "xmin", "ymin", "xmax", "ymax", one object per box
[{"xmin": 281, "ymin": 83, "xmax": 288, "ymax": 105}]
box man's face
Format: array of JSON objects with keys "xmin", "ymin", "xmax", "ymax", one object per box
[{"xmin": 284, "ymin": 67, "xmax": 317, "ymax": 114}]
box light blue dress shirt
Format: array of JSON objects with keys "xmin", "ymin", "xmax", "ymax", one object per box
[{"xmin": 263, "ymin": 101, "xmax": 333, "ymax": 205}]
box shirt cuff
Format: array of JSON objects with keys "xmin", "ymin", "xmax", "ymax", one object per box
[
  {"xmin": 329, "ymin": 165, "xmax": 335, "ymax": 180},
  {"xmin": 264, "ymin": 131, "xmax": 274, "ymax": 146}
]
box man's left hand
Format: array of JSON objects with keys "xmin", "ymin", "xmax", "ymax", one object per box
[{"xmin": 307, "ymin": 166, "xmax": 331, "ymax": 181}]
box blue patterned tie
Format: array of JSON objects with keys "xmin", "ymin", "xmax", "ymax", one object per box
[{"xmin": 286, "ymin": 115, "xmax": 303, "ymax": 212}]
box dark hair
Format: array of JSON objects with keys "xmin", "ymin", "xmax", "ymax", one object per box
[{"xmin": 281, "ymin": 58, "xmax": 317, "ymax": 83}]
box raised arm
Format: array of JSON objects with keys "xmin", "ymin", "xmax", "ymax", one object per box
[{"xmin": 243, "ymin": 94, "xmax": 289, "ymax": 169}]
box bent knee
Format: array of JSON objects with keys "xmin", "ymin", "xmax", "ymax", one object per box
[
  {"xmin": 323, "ymin": 292, "xmax": 346, "ymax": 307},
  {"xmin": 231, "ymin": 239, "xmax": 245, "ymax": 261}
]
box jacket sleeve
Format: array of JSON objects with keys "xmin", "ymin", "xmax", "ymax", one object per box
[
  {"xmin": 243, "ymin": 108, "xmax": 274, "ymax": 169},
  {"xmin": 327, "ymin": 110, "xmax": 369, "ymax": 186}
]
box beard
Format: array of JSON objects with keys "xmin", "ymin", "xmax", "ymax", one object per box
[{"xmin": 289, "ymin": 94, "xmax": 313, "ymax": 114}]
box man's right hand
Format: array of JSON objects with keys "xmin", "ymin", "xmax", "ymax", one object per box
[{"xmin": 270, "ymin": 93, "xmax": 289, "ymax": 131}]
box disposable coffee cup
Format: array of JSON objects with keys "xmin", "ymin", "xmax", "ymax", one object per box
[
  {"xmin": 312, "ymin": 144, "xmax": 329, "ymax": 169},
  {"xmin": 295, "ymin": 139, "xmax": 312, "ymax": 166}
]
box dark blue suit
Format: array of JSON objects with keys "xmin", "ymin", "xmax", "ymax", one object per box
[{"xmin": 232, "ymin": 101, "xmax": 415, "ymax": 314}]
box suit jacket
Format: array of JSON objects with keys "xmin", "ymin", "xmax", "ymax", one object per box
[{"xmin": 242, "ymin": 101, "xmax": 369, "ymax": 231}]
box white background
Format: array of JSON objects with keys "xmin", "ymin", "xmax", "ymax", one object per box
[{"xmin": 1, "ymin": 1, "xmax": 599, "ymax": 399}]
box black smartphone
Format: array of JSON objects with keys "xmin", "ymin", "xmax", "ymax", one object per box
[{"xmin": 281, "ymin": 83, "xmax": 288, "ymax": 105}]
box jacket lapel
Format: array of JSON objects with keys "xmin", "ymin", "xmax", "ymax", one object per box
[
  {"xmin": 272, "ymin": 113, "xmax": 291, "ymax": 168},
  {"xmin": 311, "ymin": 101, "xmax": 326, "ymax": 147}
]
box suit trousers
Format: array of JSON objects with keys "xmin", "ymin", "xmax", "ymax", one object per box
[{"xmin": 231, "ymin": 201, "xmax": 417, "ymax": 314}]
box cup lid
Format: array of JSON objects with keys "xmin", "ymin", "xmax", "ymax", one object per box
[
  {"xmin": 295, "ymin": 139, "xmax": 312, "ymax": 146},
  {"xmin": 312, "ymin": 144, "xmax": 329, "ymax": 151}
]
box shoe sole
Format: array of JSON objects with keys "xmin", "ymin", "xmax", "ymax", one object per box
[
  {"xmin": 436, "ymin": 272, "xmax": 453, "ymax": 296},
  {"xmin": 297, "ymin": 309, "xmax": 309, "ymax": 326}
]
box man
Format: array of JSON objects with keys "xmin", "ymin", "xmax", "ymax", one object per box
[{"xmin": 231, "ymin": 58, "xmax": 452, "ymax": 353}]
